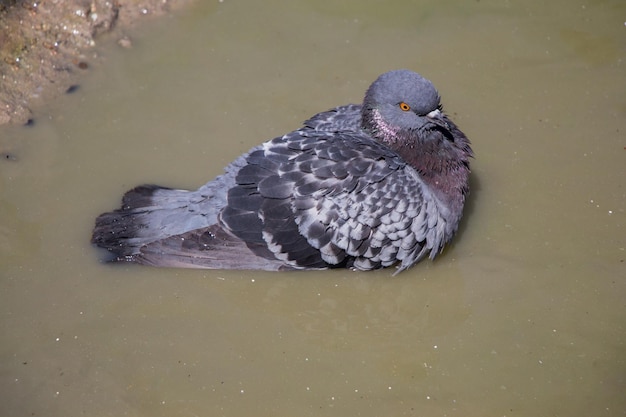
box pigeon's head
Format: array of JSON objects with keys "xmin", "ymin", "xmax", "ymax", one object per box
[
  {"xmin": 361, "ymin": 69, "xmax": 472, "ymax": 171},
  {"xmin": 361, "ymin": 70, "xmax": 442, "ymax": 139},
  {"xmin": 364, "ymin": 70, "xmax": 439, "ymax": 121}
]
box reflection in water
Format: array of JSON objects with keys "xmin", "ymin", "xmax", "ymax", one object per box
[{"xmin": 1, "ymin": 0, "xmax": 625, "ymax": 416}]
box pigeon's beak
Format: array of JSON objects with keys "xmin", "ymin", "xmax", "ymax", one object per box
[
  {"xmin": 425, "ymin": 108, "xmax": 450, "ymax": 130},
  {"xmin": 426, "ymin": 109, "xmax": 441, "ymax": 119}
]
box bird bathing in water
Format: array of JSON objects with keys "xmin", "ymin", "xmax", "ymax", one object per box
[{"xmin": 91, "ymin": 70, "xmax": 473, "ymax": 275}]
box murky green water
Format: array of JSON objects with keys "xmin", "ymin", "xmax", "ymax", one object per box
[{"xmin": 1, "ymin": 0, "xmax": 625, "ymax": 416}]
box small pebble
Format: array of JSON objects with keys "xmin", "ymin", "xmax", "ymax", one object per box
[
  {"xmin": 66, "ymin": 85, "xmax": 80, "ymax": 94},
  {"xmin": 118, "ymin": 37, "xmax": 132, "ymax": 49}
]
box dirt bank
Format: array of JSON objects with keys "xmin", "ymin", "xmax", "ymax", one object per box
[{"xmin": 0, "ymin": 0, "xmax": 196, "ymax": 126}]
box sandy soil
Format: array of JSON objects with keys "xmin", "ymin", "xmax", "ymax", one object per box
[{"xmin": 0, "ymin": 0, "xmax": 196, "ymax": 126}]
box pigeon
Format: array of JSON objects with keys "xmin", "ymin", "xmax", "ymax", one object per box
[{"xmin": 91, "ymin": 70, "xmax": 473, "ymax": 274}]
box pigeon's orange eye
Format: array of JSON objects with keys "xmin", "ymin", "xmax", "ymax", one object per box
[{"xmin": 399, "ymin": 102, "xmax": 411, "ymax": 111}]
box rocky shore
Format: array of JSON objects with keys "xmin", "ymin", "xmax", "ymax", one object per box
[{"xmin": 0, "ymin": 0, "xmax": 196, "ymax": 126}]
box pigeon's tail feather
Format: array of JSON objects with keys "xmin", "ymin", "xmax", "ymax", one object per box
[
  {"xmin": 91, "ymin": 185, "xmax": 290, "ymax": 271},
  {"xmin": 91, "ymin": 185, "xmax": 217, "ymax": 261}
]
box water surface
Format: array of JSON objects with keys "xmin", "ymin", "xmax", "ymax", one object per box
[{"xmin": 1, "ymin": 1, "xmax": 625, "ymax": 416}]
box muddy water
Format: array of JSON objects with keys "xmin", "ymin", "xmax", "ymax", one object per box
[{"xmin": 1, "ymin": 0, "xmax": 625, "ymax": 416}]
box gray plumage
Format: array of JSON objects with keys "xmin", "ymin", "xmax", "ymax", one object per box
[{"xmin": 92, "ymin": 70, "xmax": 473, "ymax": 274}]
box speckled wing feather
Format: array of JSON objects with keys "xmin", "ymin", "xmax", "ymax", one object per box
[{"xmin": 220, "ymin": 127, "xmax": 448, "ymax": 273}]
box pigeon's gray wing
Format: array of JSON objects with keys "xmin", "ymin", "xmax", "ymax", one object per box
[
  {"xmin": 131, "ymin": 223, "xmax": 289, "ymax": 271},
  {"xmin": 221, "ymin": 129, "xmax": 450, "ymax": 273},
  {"xmin": 303, "ymin": 104, "xmax": 362, "ymax": 132}
]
